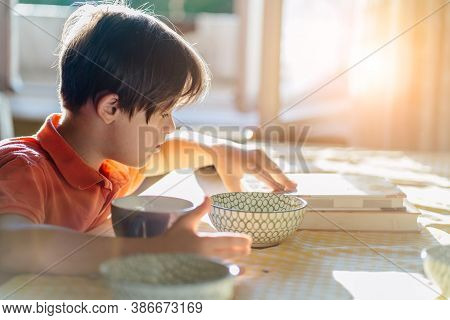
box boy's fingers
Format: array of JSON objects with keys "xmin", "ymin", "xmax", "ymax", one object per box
[
  {"xmin": 203, "ymin": 233, "xmax": 252, "ymax": 252},
  {"xmin": 212, "ymin": 242, "xmax": 252, "ymax": 258},
  {"xmin": 208, "ymin": 247, "xmax": 251, "ymax": 260},
  {"xmin": 174, "ymin": 196, "xmax": 211, "ymax": 229},
  {"xmin": 208, "ymin": 232, "xmax": 252, "ymax": 243},
  {"xmin": 255, "ymin": 170, "xmax": 285, "ymax": 191},
  {"xmin": 262, "ymin": 159, "xmax": 297, "ymax": 191},
  {"xmin": 191, "ymin": 232, "xmax": 252, "ymax": 259},
  {"xmin": 272, "ymin": 173, "xmax": 297, "ymax": 191}
]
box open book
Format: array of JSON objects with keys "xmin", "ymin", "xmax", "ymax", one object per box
[
  {"xmin": 243, "ymin": 173, "xmax": 420, "ymax": 232},
  {"xmin": 243, "ymin": 173, "xmax": 406, "ymax": 211},
  {"xmin": 298, "ymin": 203, "xmax": 421, "ymax": 232}
]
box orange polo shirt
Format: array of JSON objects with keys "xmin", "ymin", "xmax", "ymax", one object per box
[{"xmin": 0, "ymin": 113, "xmax": 145, "ymax": 231}]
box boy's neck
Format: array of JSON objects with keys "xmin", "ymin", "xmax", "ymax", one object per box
[{"xmin": 56, "ymin": 112, "xmax": 106, "ymax": 171}]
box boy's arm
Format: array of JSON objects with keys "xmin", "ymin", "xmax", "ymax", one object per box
[
  {"xmin": 118, "ymin": 131, "xmax": 215, "ymax": 197},
  {"xmin": 0, "ymin": 198, "xmax": 251, "ymax": 276},
  {"xmin": 141, "ymin": 130, "xmax": 218, "ymax": 177},
  {"xmin": 140, "ymin": 130, "xmax": 297, "ymax": 192},
  {"xmin": 0, "ymin": 213, "xmax": 165, "ymax": 275}
]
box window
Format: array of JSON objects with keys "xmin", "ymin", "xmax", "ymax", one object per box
[
  {"xmin": 10, "ymin": 0, "xmax": 241, "ymax": 126},
  {"xmin": 17, "ymin": 0, "xmax": 233, "ymax": 18}
]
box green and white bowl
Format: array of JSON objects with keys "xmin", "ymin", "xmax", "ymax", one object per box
[
  {"xmin": 422, "ymin": 245, "xmax": 450, "ymax": 298},
  {"xmin": 210, "ymin": 192, "xmax": 307, "ymax": 248},
  {"xmin": 100, "ymin": 253, "xmax": 238, "ymax": 300}
]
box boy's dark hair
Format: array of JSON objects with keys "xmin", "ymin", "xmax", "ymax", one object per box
[{"xmin": 58, "ymin": 3, "xmax": 210, "ymax": 122}]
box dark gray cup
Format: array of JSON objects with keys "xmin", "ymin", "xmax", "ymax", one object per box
[{"xmin": 111, "ymin": 196, "xmax": 195, "ymax": 238}]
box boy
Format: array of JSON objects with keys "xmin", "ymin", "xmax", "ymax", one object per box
[{"xmin": 0, "ymin": 3, "xmax": 296, "ymax": 275}]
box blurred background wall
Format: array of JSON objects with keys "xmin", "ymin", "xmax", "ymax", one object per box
[{"xmin": 0, "ymin": 0, "xmax": 449, "ymax": 151}]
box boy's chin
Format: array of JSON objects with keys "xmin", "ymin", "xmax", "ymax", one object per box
[
  {"xmin": 135, "ymin": 155, "xmax": 155, "ymax": 168},
  {"xmin": 123, "ymin": 148, "xmax": 159, "ymax": 168},
  {"xmin": 118, "ymin": 158, "xmax": 148, "ymax": 169}
]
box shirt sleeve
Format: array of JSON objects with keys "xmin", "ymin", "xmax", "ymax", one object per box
[{"xmin": 0, "ymin": 156, "xmax": 47, "ymax": 223}]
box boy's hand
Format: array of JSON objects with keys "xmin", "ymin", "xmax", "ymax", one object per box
[
  {"xmin": 159, "ymin": 196, "xmax": 252, "ymax": 259},
  {"xmin": 211, "ymin": 144, "xmax": 297, "ymax": 192}
]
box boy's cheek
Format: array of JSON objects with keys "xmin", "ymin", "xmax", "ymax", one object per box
[
  {"xmin": 108, "ymin": 135, "xmax": 142, "ymax": 167},
  {"xmin": 138, "ymin": 126, "xmax": 161, "ymax": 152}
]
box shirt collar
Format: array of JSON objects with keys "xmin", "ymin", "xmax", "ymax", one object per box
[
  {"xmin": 100, "ymin": 159, "xmax": 132, "ymax": 189},
  {"xmin": 36, "ymin": 113, "xmax": 129, "ymax": 190}
]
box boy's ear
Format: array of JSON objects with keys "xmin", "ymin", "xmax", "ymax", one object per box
[{"xmin": 96, "ymin": 93, "xmax": 120, "ymax": 124}]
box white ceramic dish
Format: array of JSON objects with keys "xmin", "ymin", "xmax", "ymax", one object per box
[
  {"xmin": 210, "ymin": 192, "xmax": 307, "ymax": 248},
  {"xmin": 422, "ymin": 245, "xmax": 450, "ymax": 298},
  {"xmin": 100, "ymin": 253, "xmax": 237, "ymax": 300},
  {"xmin": 111, "ymin": 196, "xmax": 195, "ymax": 238}
]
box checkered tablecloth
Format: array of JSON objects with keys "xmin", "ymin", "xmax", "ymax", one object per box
[
  {"xmin": 232, "ymin": 229, "xmax": 446, "ymax": 299},
  {"xmin": 1, "ymin": 146, "xmax": 449, "ymax": 299}
]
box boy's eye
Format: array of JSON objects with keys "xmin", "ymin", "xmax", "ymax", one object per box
[{"xmin": 161, "ymin": 113, "xmax": 169, "ymax": 119}]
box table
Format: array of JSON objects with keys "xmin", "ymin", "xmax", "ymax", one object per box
[{"xmin": 1, "ymin": 145, "xmax": 449, "ymax": 299}]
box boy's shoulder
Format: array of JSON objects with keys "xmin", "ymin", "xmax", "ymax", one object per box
[{"xmin": 0, "ymin": 136, "xmax": 49, "ymax": 167}]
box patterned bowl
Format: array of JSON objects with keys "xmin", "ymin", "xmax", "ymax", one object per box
[
  {"xmin": 210, "ymin": 192, "xmax": 307, "ymax": 248},
  {"xmin": 422, "ymin": 245, "xmax": 450, "ymax": 298},
  {"xmin": 100, "ymin": 253, "xmax": 238, "ymax": 300}
]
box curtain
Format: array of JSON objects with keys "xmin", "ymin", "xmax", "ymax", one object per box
[
  {"xmin": 349, "ymin": 0, "xmax": 450, "ymax": 151},
  {"xmin": 0, "ymin": 0, "xmax": 16, "ymax": 139}
]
